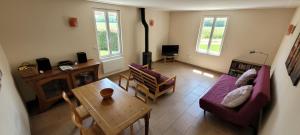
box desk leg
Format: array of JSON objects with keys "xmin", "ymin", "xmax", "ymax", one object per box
[{"xmin": 144, "ymin": 112, "xmax": 150, "ymax": 135}]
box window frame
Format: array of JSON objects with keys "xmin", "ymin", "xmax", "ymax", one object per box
[
  {"xmin": 195, "ymin": 16, "xmax": 228, "ymax": 56},
  {"xmin": 93, "ymin": 8, "xmax": 123, "ymax": 60}
]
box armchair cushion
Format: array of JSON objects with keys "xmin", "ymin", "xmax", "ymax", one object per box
[
  {"xmin": 158, "ymin": 75, "xmax": 175, "ymax": 91},
  {"xmin": 146, "ymin": 75, "xmax": 175, "ymax": 94},
  {"xmin": 142, "ymin": 68, "xmax": 161, "ymax": 80},
  {"xmin": 130, "ymin": 63, "xmax": 146, "ymax": 70}
]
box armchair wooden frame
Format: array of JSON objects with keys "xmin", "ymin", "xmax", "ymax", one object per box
[
  {"xmin": 119, "ymin": 64, "xmax": 176, "ymax": 102},
  {"xmin": 118, "ymin": 65, "xmax": 149, "ymax": 91}
]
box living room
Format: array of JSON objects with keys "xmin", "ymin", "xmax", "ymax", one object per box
[{"xmin": 0, "ymin": 0, "xmax": 300, "ymax": 135}]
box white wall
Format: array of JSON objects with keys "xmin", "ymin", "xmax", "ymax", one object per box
[
  {"xmin": 148, "ymin": 9, "xmax": 170, "ymax": 61},
  {"xmin": 169, "ymin": 8, "xmax": 295, "ymax": 73},
  {"xmin": 0, "ymin": 43, "xmax": 30, "ymax": 135},
  {"xmin": 0, "ymin": 0, "xmax": 140, "ymax": 101},
  {"xmin": 136, "ymin": 9, "xmax": 170, "ymax": 62},
  {"xmin": 259, "ymin": 7, "xmax": 300, "ymax": 135},
  {"xmin": 0, "ymin": 0, "xmax": 138, "ymax": 101},
  {"xmin": 0, "ymin": 0, "xmax": 171, "ymax": 102}
]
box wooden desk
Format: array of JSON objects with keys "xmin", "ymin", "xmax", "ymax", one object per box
[
  {"xmin": 72, "ymin": 78, "xmax": 151, "ymax": 135},
  {"xmin": 19, "ymin": 59, "xmax": 101, "ymax": 111}
]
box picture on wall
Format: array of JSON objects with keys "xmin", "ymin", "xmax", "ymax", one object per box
[{"xmin": 286, "ymin": 33, "xmax": 300, "ymax": 86}]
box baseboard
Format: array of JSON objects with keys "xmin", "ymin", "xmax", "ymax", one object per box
[
  {"xmin": 153, "ymin": 59, "xmax": 164, "ymax": 62},
  {"xmin": 99, "ymin": 68, "xmax": 129, "ymax": 79},
  {"xmin": 175, "ymin": 60, "xmax": 225, "ymax": 75},
  {"xmin": 103, "ymin": 59, "xmax": 162, "ymax": 77}
]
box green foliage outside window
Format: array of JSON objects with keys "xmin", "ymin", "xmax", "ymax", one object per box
[
  {"xmin": 201, "ymin": 27, "xmax": 225, "ymax": 39},
  {"xmin": 96, "ymin": 31, "xmax": 119, "ymax": 51}
]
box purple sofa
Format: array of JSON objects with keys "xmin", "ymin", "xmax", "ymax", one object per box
[{"xmin": 199, "ymin": 65, "xmax": 271, "ymax": 127}]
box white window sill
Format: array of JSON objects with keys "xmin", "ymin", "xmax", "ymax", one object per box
[
  {"xmin": 196, "ymin": 51, "xmax": 221, "ymax": 56},
  {"xmin": 100, "ymin": 55, "xmax": 123, "ymax": 62}
]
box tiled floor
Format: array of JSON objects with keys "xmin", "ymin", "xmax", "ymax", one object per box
[{"xmin": 30, "ymin": 62, "xmax": 253, "ymax": 135}]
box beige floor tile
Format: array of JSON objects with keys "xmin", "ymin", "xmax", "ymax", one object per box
[
  {"xmin": 29, "ymin": 62, "xmax": 252, "ymax": 135},
  {"xmin": 164, "ymin": 126, "xmax": 184, "ymax": 135},
  {"xmin": 168, "ymin": 112, "xmax": 197, "ymax": 134}
]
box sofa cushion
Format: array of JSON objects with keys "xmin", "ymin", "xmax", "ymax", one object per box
[
  {"xmin": 200, "ymin": 66, "xmax": 271, "ymax": 127},
  {"xmin": 238, "ymin": 66, "xmax": 271, "ymax": 123},
  {"xmin": 200, "ymin": 75, "xmax": 241, "ymax": 123},
  {"xmin": 221, "ymin": 85, "xmax": 253, "ymax": 108},
  {"xmin": 201, "ymin": 74, "xmax": 238, "ymax": 105},
  {"xmin": 235, "ymin": 69, "xmax": 257, "ymax": 87}
]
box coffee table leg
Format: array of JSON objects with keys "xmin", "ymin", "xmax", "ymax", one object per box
[{"xmin": 144, "ymin": 112, "xmax": 150, "ymax": 135}]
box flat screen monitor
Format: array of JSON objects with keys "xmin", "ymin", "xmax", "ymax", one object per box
[{"xmin": 162, "ymin": 45, "xmax": 179, "ymax": 56}]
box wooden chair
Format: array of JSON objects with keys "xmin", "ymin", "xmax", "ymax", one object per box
[
  {"xmin": 62, "ymin": 91, "xmax": 90, "ymax": 124},
  {"xmin": 134, "ymin": 83, "xmax": 150, "ymax": 104},
  {"xmin": 71, "ymin": 114, "xmax": 104, "ymax": 135},
  {"xmin": 130, "ymin": 83, "xmax": 150, "ymax": 134},
  {"xmin": 118, "ymin": 74, "xmax": 130, "ymax": 91},
  {"xmin": 119, "ymin": 72, "xmax": 150, "ymax": 103}
]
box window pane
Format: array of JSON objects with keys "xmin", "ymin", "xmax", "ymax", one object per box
[
  {"xmin": 209, "ymin": 17, "xmax": 227, "ymax": 55},
  {"xmin": 108, "ymin": 12, "xmax": 120, "ymax": 55},
  {"xmin": 95, "ymin": 11, "xmax": 109, "ymax": 57},
  {"xmin": 198, "ymin": 17, "xmax": 214, "ymax": 53}
]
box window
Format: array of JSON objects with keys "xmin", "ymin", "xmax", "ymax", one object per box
[
  {"xmin": 94, "ymin": 9, "xmax": 122, "ymax": 59},
  {"xmin": 196, "ymin": 16, "xmax": 228, "ymax": 56}
]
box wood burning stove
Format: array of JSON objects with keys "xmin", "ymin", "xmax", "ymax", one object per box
[{"xmin": 140, "ymin": 8, "xmax": 152, "ymax": 68}]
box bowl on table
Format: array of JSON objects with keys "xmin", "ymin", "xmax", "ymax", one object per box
[{"xmin": 100, "ymin": 88, "xmax": 114, "ymax": 99}]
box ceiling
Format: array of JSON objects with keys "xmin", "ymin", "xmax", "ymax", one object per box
[{"xmin": 89, "ymin": 0, "xmax": 300, "ymax": 11}]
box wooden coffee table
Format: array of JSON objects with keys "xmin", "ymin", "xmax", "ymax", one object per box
[{"xmin": 72, "ymin": 78, "xmax": 151, "ymax": 135}]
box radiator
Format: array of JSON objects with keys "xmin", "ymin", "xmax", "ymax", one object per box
[{"xmin": 102, "ymin": 57, "xmax": 125, "ymax": 74}]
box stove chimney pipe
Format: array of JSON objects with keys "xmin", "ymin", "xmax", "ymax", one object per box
[
  {"xmin": 140, "ymin": 8, "xmax": 149, "ymax": 52},
  {"xmin": 140, "ymin": 8, "xmax": 152, "ymax": 68}
]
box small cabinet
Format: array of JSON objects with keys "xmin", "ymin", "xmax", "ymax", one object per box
[
  {"xmin": 228, "ymin": 59, "xmax": 262, "ymax": 77},
  {"xmin": 71, "ymin": 66, "xmax": 98, "ymax": 87},
  {"xmin": 35, "ymin": 74, "xmax": 72, "ymax": 110}
]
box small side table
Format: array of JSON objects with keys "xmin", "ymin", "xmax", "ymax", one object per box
[{"xmin": 163, "ymin": 55, "xmax": 177, "ymax": 63}]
